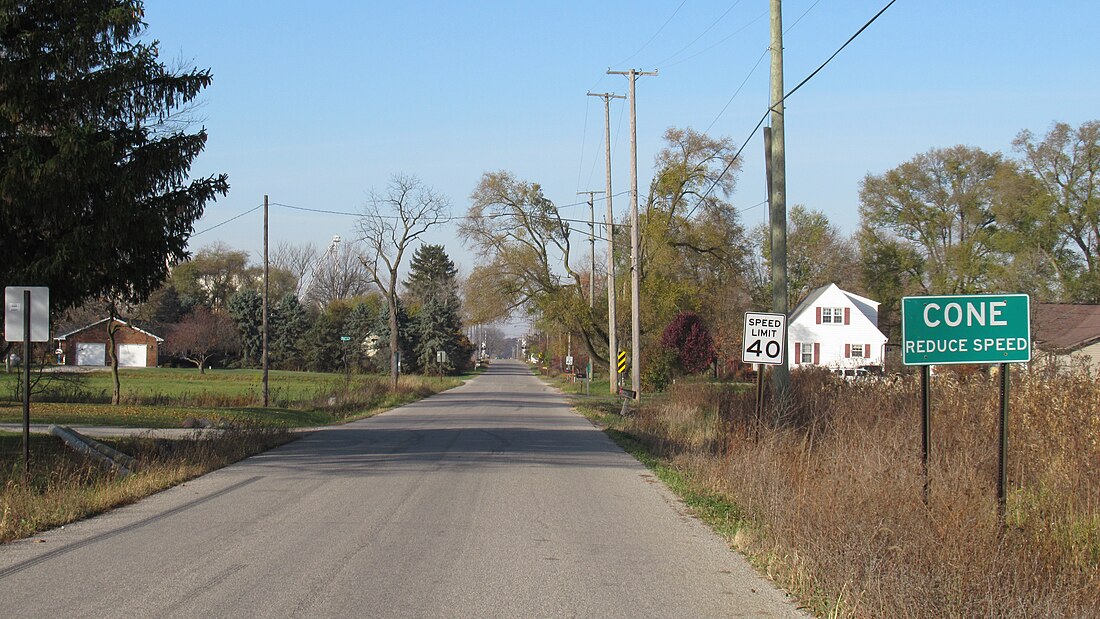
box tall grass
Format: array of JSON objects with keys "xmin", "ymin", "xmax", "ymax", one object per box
[
  {"xmin": 606, "ymin": 368, "xmax": 1099, "ymax": 618},
  {"xmin": 1, "ymin": 426, "xmax": 293, "ymax": 543}
]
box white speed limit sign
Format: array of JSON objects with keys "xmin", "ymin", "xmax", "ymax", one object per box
[{"xmin": 742, "ymin": 312, "xmax": 786, "ymax": 365}]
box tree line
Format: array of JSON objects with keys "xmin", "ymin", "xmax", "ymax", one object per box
[
  {"xmin": 65, "ymin": 241, "xmax": 476, "ymax": 377},
  {"xmin": 462, "ymin": 121, "xmax": 1099, "ymax": 388}
]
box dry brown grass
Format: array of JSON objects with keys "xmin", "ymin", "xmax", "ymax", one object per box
[
  {"xmin": 1, "ymin": 426, "xmax": 292, "ymax": 543},
  {"xmin": 621, "ymin": 368, "xmax": 1100, "ymax": 618}
]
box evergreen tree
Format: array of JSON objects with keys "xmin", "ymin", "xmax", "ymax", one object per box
[
  {"xmin": 404, "ymin": 245, "xmax": 465, "ymax": 374},
  {"xmin": 0, "ymin": 1, "xmax": 228, "ymax": 312},
  {"xmin": 227, "ymin": 289, "xmax": 262, "ymax": 366},
  {"xmin": 344, "ymin": 297, "xmax": 380, "ymax": 370},
  {"xmin": 303, "ymin": 310, "xmax": 341, "ymax": 372},
  {"xmin": 271, "ymin": 293, "xmax": 308, "ymax": 370},
  {"xmin": 405, "ymin": 245, "xmax": 459, "ymax": 306},
  {"xmin": 374, "ymin": 299, "xmax": 419, "ymax": 374}
]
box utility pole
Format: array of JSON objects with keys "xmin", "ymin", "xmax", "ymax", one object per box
[
  {"xmin": 262, "ymin": 194, "xmax": 269, "ymax": 407},
  {"xmin": 769, "ymin": 0, "xmax": 790, "ymax": 394},
  {"xmin": 576, "ymin": 190, "xmax": 604, "ymax": 307},
  {"xmin": 578, "ymin": 189, "xmax": 602, "ymax": 397},
  {"xmin": 608, "ymin": 68, "xmax": 656, "ymax": 402},
  {"xmin": 588, "ymin": 91, "xmax": 625, "ymax": 395}
]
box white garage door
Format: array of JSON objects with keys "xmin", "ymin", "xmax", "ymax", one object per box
[
  {"xmin": 75, "ymin": 343, "xmax": 106, "ymax": 366},
  {"xmin": 117, "ymin": 344, "xmax": 148, "ymax": 367}
]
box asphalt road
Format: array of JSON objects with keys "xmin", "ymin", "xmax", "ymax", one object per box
[{"xmin": 0, "ymin": 360, "xmax": 804, "ymax": 618}]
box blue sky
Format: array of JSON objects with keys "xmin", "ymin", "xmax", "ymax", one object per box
[{"xmin": 143, "ymin": 0, "xmax": 1100, "ymax": 276}]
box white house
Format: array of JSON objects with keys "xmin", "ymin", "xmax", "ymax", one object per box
[{"xmin": 787, "ymin": 284, "xmax": 888, "ymax": 372}]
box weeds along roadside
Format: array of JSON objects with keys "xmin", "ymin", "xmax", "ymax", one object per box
[
  {"xmin": 555, "ymin": 367, "xmax": 1100, "ymax": 619},
  {"xmin": 1, "ymin": 425, "xmax": 293, "ymax": 544},
  {"xmin": 1, "ymin": 371, "xmax": 467, "ymax": 543}
]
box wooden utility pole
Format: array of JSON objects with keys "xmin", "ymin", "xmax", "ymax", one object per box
[
  {"xmin": 576, "ymin": 190, "xmax": 603, "ymax": 307},
  {"xmin": 608, "ymin": 68, "xmax": 656, "ymax": 402},
  {"xmin": 588, "ymin": 91, "xmax": 625, "ymax": 395},
  {"xmin": 769, "ymin": 1, "xmax": 790, "ymax": 394},
  {"xmin": 262, "ymin": 194, "xmax": 270, "ymax": 407},
  {"xmin": 578, "ymin": 189, "xmax": 603, "ymax": 396}
]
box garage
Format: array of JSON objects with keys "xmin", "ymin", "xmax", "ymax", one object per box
[
  {"xmin": 117, "ymin": 344, "xmax": 148, "ymax": 367},
  {"xmin": 75, "ymin": 343, "xmax": 106, "ymax": 366},
  {"xmin": 58, "ymin": 318, "xmax": 163, "ymax": 368}
]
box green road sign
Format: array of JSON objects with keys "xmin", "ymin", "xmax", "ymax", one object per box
[{"xmin": 902, "ymin": 294, "xmax": 1030, "ymax": 365}]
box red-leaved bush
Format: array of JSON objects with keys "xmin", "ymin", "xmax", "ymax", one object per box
[{"xmin": 659, "ymin": 311, "xmax": 715, "ymax": 375}]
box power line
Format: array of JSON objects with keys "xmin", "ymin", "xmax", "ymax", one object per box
[
  {"xmin": 785, "ymin": 0, "xmax": 822, "ymax": 34},
  {"xmin": 191, "ymin": 204, "xmax": 263, "ymax": 236},
  {"xmin": 694, "ymin": 0, "xmax": 898, "ymax": 210},
  {"xmin": 652, "ymin": 0, "xmax": 746, "ymax": 68},
  {"xmin": 704, "ymin": 47, "xmax": 768, "ymax": 134},
  {"xmin": 614, "ymin": 0, "xmax": 688, "ymax": 67},
  {"xmin": 575, "ymin": 96, "xmax": 592, "ymax": 193},
  {"xmin": 271, "ymin": 202, "xmax": 359, "ymax": 217},
  {"xmin": 660, "ymin": 10, "xmax": 767, "ymax": 70}
]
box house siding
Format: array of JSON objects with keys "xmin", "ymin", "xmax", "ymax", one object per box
[{"xmin": 787, "ymin": 285, "xmax": 888, "ymax": 371}]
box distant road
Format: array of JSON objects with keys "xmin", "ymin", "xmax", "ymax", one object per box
[{"xmin": 0, "ymin": 360, "xmax": 804, "ymax": 618}]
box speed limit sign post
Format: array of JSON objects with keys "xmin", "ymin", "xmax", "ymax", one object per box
[{"xmin": 743, "ymin": 312, "xmax": 787, "ymax": 416}]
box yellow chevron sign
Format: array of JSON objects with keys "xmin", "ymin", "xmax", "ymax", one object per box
[{"xmin": 617, "ymin": 350, "xmax": 628, "ymax": 373}]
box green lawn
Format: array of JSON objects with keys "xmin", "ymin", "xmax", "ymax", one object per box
[{"xmin": 0, "ymin": 367, "xmax": 466, "ymax": 428}]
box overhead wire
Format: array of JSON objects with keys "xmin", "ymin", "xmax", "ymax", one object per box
[
  {"xmin": 692, "ymin": 0, "xmax": 898, "ymax": 212},
  {"xmin": 191, "ymin": 203, "xmax": 263, "ymax": 237},
  {"xmin": 660, "ymin": 10, "xmax": 767, "ymax": 70},
  {"xmin": 651, "ymin": 0, "xmax": 745, "ymax": 68},
  {"xmin": 613, "ymin": 0, "xmax": 689, "ymax": 67}
]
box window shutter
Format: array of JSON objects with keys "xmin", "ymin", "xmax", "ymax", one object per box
[
  {"xmin": 865, "ymin": 343, "xmax": 871, "ymax": 359},
  {"xmin": 816, "ymin": 307, "xmax": 822, "ymax": 324},
  {"xmin": 844, "ymin": 307, "xmax": 851, "ymax": 325},
  {"xmin": 845, "ymin": 344, "xmax": 851, "ymax": 358},
  {"xmin": 813, "ymin": 343, "xmax": 820, "ymax": 365},
  {"xmin": 794, "ymin": 342, "xmax": 801, "ymax": 365}
]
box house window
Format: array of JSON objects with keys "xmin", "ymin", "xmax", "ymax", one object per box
[
  {"xmin": 821, "ymin": 307, "xmax": 844, "ymax": 324},
  {"xmin": 800, "ymin": 343, "xmax": 814, "ymax": 364},
  {"xmin": 849, "ymin": 344, "xmax": 864, "ymax": 358}
]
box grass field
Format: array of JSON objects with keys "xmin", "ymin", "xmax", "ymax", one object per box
[{"xmin": 0, "ymin": 367, "xmax": 465, "ymax": 428}]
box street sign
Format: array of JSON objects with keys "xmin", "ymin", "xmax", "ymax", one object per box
[
  {"xmin": 902, "ymin": 294, "xmax": 1030, "ymax": 365},
  {"xmin": 616, "ymin": 350, "xmax": 628, "ymax": 373},
  {"xmin": 5, "ymin": 287, "xmax": 49, "ymax": 342},
  {"xmin": 742, "ymin": 312, "xmax": 786, "ymax": 365},
  {"xmin": 565, "ymin": 355, "xmax": 574, "ymax": 367},
  {"xmin": 340, "ymin": 336, "xmax": 351, "ymax": 342},
  {"xmin": 436, "ymin": 350, "xmax": 448, "ymax": 363}
]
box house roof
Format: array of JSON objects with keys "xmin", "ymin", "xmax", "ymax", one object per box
[
  {"xmin": 1032, "ymin": 303, "xmax": 1100, "ymax": 352},
  {"xmin": 56, "ymin": 317, "xmax": 165, "ymax": 342},
  {"xmin": 790, "ymin": 284, "xmax": 880, "ymax": 324}
]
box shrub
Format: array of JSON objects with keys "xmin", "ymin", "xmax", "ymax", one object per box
[{"xmin": 659, "ymin": 312, "xmax": 715, "ymax": 375}]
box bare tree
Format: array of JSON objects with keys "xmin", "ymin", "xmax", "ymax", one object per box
[
  {"xmin": 460, "ymin": 171, "xmax": 605, "ymax": 365},
  {"xmin": 357, "ymin": 174, "xmax": 450, "ymax": 390},
  {"xmin": 271, "ymin": 241, "xmax": 320, "ymax": 298},
  {"xmin": 305, "ymin": 240, "xmax": 373, "ymax": 307}
]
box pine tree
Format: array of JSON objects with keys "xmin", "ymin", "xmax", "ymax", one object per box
[
  {"xmin": 0, "ymin": 1, "xmax": 228, "ymax": 312},
  {"xmin": 405, "ymin": 245, "xmax": 465, "ymax": 374},
  {"xmin": 227, "ymin": 289, "xmax": 262, "ymax": 366}
]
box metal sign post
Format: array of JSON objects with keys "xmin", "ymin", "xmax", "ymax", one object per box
[
  {"xmin": 5, "ymin": 287, "xmax": 50, "ymax": 476},
  {"xmin": 902, "ymin": 294, "xmax": 1030, "ymax": 519}
]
